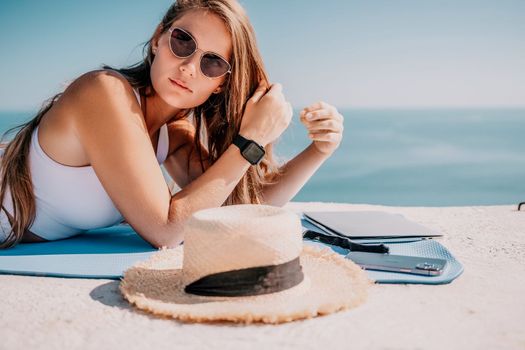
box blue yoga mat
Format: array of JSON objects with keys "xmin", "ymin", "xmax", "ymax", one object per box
[
  {"xmin": 0, "ymin": 222, "xmax": 463, "ymax": 284},
  {"xmin": 0, "ymin": 225, "xmax": 156, "ymax": 279}
]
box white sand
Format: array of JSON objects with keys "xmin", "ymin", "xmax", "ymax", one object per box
[{"xmin": 1, "ymin": 202, "xmax": 524, "ymax": 350}]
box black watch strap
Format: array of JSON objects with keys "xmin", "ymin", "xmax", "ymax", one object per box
[{"xmin": 233, "ymin": 134, "xmax": 251, "ymax": 150}]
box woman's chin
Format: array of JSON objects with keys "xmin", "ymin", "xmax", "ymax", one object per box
[{"xmin": 157, "ymin": 92, "xmax": 190, "ymax": 110}]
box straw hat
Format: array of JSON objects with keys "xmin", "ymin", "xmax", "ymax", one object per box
[{"xmin": 120, "ymin": 204, "xmax": 371, "ymax": 324}]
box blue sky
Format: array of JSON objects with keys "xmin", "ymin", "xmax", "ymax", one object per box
[{"xmin": 0, "ymin": 0, "xmax": 524, "ymax": 111}]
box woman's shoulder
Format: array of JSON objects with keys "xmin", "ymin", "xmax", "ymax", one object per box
[
  {"xmin": 63, "ymin": 69, "xmax": 137, "ymax": 106},
  {"xmin": 34, "ymin": 69, "xmax": 143, "ymax": 168},
  {"xmin": 56, "ymin": 69, "xmax": 142, "ymax": 127}
]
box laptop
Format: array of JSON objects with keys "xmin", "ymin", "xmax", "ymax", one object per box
[{"xmin": 303, "ymin": 211, "xmax": 443, "ymax": 239}]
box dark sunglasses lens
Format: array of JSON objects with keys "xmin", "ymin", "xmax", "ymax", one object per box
[
  {"xmin": 201, "ymin": 53, "xmax": 230, "ymax": 78},
  {"xmin": 170, "ymin": 29, "xmax": 196, "ymax": 57}
]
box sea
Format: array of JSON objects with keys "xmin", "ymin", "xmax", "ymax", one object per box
[{"xmin": 1, "ymin": 108, "xmax": 524, "ymax": 207}]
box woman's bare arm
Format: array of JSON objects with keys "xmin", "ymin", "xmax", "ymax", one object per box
[
  {"xmin": 261, "ymin": 143, "xmax": 329, "ymax": 207},
  {"xmin": 72, "ymin": 71, "xmax": 250, "ymax": 248},
  {"xmin": 262, "ymin": 101, "xmax": 344, "ymax": 206}
]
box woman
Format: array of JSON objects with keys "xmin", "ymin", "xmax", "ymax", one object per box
[{"xmin": 0, "ymin": 0, "xmax": 344, "ymax": 249}]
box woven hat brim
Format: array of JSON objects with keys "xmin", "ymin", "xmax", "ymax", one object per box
[{"xmin": 120, "ymin": 245, "xmax": 372, "ymax": 324}]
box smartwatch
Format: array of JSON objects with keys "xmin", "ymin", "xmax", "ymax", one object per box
[{"xmin": 233, "ymin": 134, "xmax": 265, "ymax": 165}]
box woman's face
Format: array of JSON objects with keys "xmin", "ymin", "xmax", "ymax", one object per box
[{"xmin": 150, "ymin": 9, "xmax": 232, "ymax": 110}]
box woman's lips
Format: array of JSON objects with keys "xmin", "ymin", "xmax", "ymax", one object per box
[{"xmin": 169, "ymin": 78, "xmax": 192, "ymax": 93}]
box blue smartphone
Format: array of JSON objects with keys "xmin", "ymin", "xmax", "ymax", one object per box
[{"xmin": 345, "ymin": 251, "xmax": 447, "ymax": 276}]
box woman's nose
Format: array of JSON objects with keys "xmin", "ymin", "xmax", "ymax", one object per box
[{"xmin": 179, "ymin": 53, "xmax": 199, "ymax": 78}]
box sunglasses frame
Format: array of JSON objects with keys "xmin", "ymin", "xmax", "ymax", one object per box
[{"xmin": 167, "ymin": 26, "xmax": 232, "ymax": 79}]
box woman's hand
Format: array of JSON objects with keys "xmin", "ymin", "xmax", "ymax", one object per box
[
  {"xmin": 239, "ymin": 82, "xmax": 293, "ymax": 147},
  {"xmin": 300, "ymin": 101, "xmax": 344, "ymax": 157}
]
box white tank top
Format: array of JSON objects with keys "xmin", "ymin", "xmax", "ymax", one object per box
[{"xmin": 1, "ymin": 87, "xmax": 169, "ymax": 241}]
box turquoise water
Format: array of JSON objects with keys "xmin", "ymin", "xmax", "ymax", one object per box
[{"xmin": 1, "ymin": 108, "xmax": 524, "ymax": 206}]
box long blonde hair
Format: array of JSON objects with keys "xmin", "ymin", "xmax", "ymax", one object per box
[{"xmin": 0, "ymin": 0, "xmax": 283, "ymax": 249}]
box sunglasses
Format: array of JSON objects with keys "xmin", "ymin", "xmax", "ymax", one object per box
[{"xmin": 167, "ymin": 27, "xmax": 232, "ymax": 79}]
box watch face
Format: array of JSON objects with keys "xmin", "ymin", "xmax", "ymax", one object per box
[{"xmin": 242, "ymin": 143, "xmax": 265, "ymax": 164}]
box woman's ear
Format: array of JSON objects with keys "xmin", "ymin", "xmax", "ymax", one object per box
[
  {"xmin": 151, "ymin": 24, "xmax": 164, "ymax": 54},
  {"xmin": 213, "ymin": 81, "xmax": 228, "ymax": 94}
]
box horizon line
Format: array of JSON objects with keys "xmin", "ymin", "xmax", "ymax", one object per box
[{"xmin": 1, "ymin": 105, "xmax": 525, "ymax": 114}]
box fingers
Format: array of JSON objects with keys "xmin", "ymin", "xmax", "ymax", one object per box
[
  {"xmin": 303, "ymin": 101, "xmax": 340, "ymax": 117},
  {"xmin": 308, "ymin": 131, "xmax": 342, "ymax": 143},
  {"xmin": 301, "ymin": 104, "xmax": 343, "ymax": 123},
  {"xmin": 304, "ymin": 106, "xmax": 340, "ymax": 120},
  {"xmin": 305, "ymin": 119, "xmax": 344, "ymax": 133},
  {"xmin": 253, "ymin": 82, "xmax": 291, "ymax": 118},
  {"xmin": 303, "ymin": 101, "xmax": 330, "ymax": 113},
  {"xmin": 300, "ymin": 101, "xmax": 344, "ymax": 139},
  {"xmin": 300, "ymin": 109, "xmax": 343, "ymax": 123},
  {"xmin": 249, "ymin": 81, "xmax": 269, "ymax": 103},
  {"xmin": 265, "ymin": 83, "xmax": 283, "ymax": 99},
  {"xmin": 301, "ymin": 109, "xmax": 330, "ymax": 121},
  {"xmin": 249, "ymin": 81, "xmax": 285, "ymax": 104}
]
